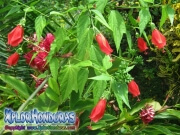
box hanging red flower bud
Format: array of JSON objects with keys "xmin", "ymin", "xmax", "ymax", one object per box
[
  {"xmin": 8, "ymin": 25, "xmax": 24, "ymax": 47},
  {"xmin": 6, "ymin": 52, "xmax": 19, "ymax": 66},
  {"xmin": 151, "ymin": 29, "xmax": 166, "ymax": 49},
  {"xmin": 128, "ymin": 80, "xmax": 140, "ymax": 97},
  {"xmin": 140, "ymin": 105, "xmax": 155, "ymax": 124},
  {"xmin": 89, "ymin": 98, "xmax": 106, "ymax": 123},
  {"xmin": 137, "ymin": 37, "xmax": 148, "ymax": 52},
  {"xmin": 96, "ymin": 33, "xmax": 113, "ymax": 55}
]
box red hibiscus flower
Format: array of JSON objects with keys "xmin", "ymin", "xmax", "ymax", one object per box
[
  {"xmin": 6, "ymin": 52, "xmax": 19, "ymax": 66},
  {"xmin": 96, "ymin": 33, "xmax": 113, "ymax": 55},
  {"xmin": 8, "ymin": 25, "xmax": 24, "ymax": 47}
]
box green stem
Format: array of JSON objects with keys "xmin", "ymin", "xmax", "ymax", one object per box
[{"xmin": 0, "ymin": 76, "xmax": 49, "ymax": 135}]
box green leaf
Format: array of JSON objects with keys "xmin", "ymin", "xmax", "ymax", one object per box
[
  {"xmin": 139, "ymin": 0, "xmax": 148, "ymax": 7},
  {"xmin": 49, "ymin": 57, "xmax": 59, "ymax": 80},
  {"xmin": 167, "ymin": 109, "xmax": 180, "ymax": 119},
  {"xmin": 58, "ymin": 65, "xmax": 80, "ymax": 102},
  {"xmin": 112, "ymin": 80, "xmax": 130, "ymax": 110},
  {"xmin": 77, "ymin": 11, "xmax": 90, "ymax": 41},
  {"xmin": 0, "ymin": 74, "xmax": 30, "ymax": 99},
  {"xmin": 93, "ymin": 80, "xmax": 107, "ymax": 103},
  {"xmin": 124, "ymin": 65, "xmax": 135, "ymax": 73},
  {"xmin": 103, "ymin": 55, "xmax": 112, "ymax": 70},
  {"xmin": 5, "ymin": 5, "xmax": 20, "ymax": 18},
  {"xmin": 147, "ymin": 101, "xmax": 162, "ymax": 111},
  {"xmin": 89, "ymin": 74, "xmax": 111, "ymax": 80},
  {"xmin": 72, "ymin": 99, "xmax": 94, "ymax": 112},
  {"xmin": 48, "ymin": 77, "xmax": 60, "ymax": 95},
  {"xmin": 45, "ymin": 87, "xmax": 60, "ymax": 103},
  {"xmin": 33, "ymin": 92, "xmax": 59, "ymax": 111},
  {"xmin": 101, "ymin": 113, "xmax": 117, "ymax": 121},
  {"xmin": 95, "ymin": 0, "xmax": 108, "ymax": 13},
  {"xmin": 167, "ymin": 5, "xmax": 175, "ymax": 26},
  {"xmin": 35, "ymin": 16, "xmax": 46, "ymax": 42},
  {"xmin": 160, "ymin": 5, "xmax": 168, "ymax": 28},
  {"xmin": 77, "ymin": 28, "xmax": 94, "ymax": 60},
  {"xmin": 92, "ymin": 9, "xmax": 111, "ymax": 30},
  {"xmin": 108, "ymin": 10, "xmax": 126, "ymax": 52},
  {"xmin": 75, "ymin": 60, "xmax": 92, "ymax": 67},
  {"xmin": 139, "ymin": 8, "xmax": 151, "ymax": 35},
  {"xmin": 148, "ymin": 125, "xmax": 172, "ymax": 135},
  {"xmin": 129, "ymin": 99, "xmax": 152, "ymax": 115},
  {"xmin": 0, "ymin": 85, "xmax": 16, "ymax": 95},
  {"xmin": 47, "ymin": 27, "xmax": 66, "ymax": 62},
  {"xmin": 77, "ymin": 68, "xmax": 89, "ymax": 97},
  {"xmin": 175, "ymin": 104, "xmax": 180, "ymax": 108},
  {"xmin": 126, "ymin": 29, "xmax": 132, "ymax": 50},
  {"xmin": 90, "ymin": 45, "xmax": 103, "ymax": 66},
  {"xmin": 143, "ymin": 0, "xmax": 154, "ymax": 3}
]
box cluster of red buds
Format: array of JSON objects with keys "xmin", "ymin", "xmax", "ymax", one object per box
[
  {"xmin": 139, "ymin": 105, "xmax": 155, "ymax": 124},
  {"xmin": 24, "ymin": 33, "xmax": 55, "ymax": 72}
]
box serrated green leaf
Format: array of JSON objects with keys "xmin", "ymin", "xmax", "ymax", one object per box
[
  {"xmin": 126, "ymin": 29, "xmax": 132, "ymax": 50},
  {"xmin": 49, "ymin": 57, "xmax": 59, "ymax": 80},
  {"xmin": 72, "ymin": 99, "xmax": 94, "ymax": 112},
  {"xmin": 33, "ymin": 92, "xmax": 59, "ymax": 111},
  {"xmin": 143, "ymin": 0, "xmax": 154, "ymax": 3},
  {"xmin": 112, "ymin": 80, "xmax": 130, "ymax": 110},
  {"xmin": 48, "ymin": 77, "xmax": 60, "ymax": 95},
  {"xmin": 35, "ymin": 16, "xmax": 46, "ymax": 42},
  {"xmin": 160, "ymin": 5, "xmax": 168, "ymax": 28},
  {"xmin": 124, "ymin": 65, "xmax": 135, "ymax": 73},
  {"xmin": 89, "ymin": 74, "xmax": 111, "ymax": 80},
  {"xmin": 75, "ymin": 60, "xmax": 92, "ymax": 67},
  {"xmin": 167, "ymin": 5, "xmax": 175, "ymax": 26},
  {"xmin": 108, "ymin": 10, "xmax": 126, "ymax": 52},
  {"xmin": 5, "ymin": 5, "xmax": 20, "ymax": 18},
  {"xmin": 77, "ymin": 11, "xmax": 90, "ymax": 41},
  {"xmin": 58, "ymin": 65, "xmax": 80, "ymax": 102},
  {"xmin": 95, "ymin": 0, "xmax": 108, "ymax": 13},
  {"xmin": 92, "ymin": 9, "xmax": 111, "ymax": 30},
  {"xmin": 139, "ymin": 8, "xmax": 151, "ymax": 35},
  {"xmin": 103, "ymin": 55, "xmax": 112, "ymax": 70},
  {"xmin": 93, "ymin": 80, "xmax": 107, "ymax": 103},
  {"xmin": 47, "ymin": 27, "xmax": 66, "ymax": 62},
  {"xmin": 77, "ymin": 68, "xmax": 89, "ymax": 97},
  {"xmin": 90, "ymin": 45, "xmax": 103, "ymax": 66},
  {"xmin": 0, "ymin": 74, "xmax": 30, "ymax": 99},
  {"xmin": 148, "ymin": 125, "xmax": 172, "ymax": 135},
  {"xmin": 77, "ymin": 28, "xmax": 94, "ymax": 60},
  {"xmin": 45, "ymin": 87, "xmax": 60, "ymax": 103},
  {"xmin": 167, "ymin": 109, "xmax": 180, "ymax": 119}
]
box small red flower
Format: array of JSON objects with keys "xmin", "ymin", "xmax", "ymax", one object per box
[
  {"xmin": 140, "ymin": 105, "xmax": 155, "ymax": 124},
  {"xmin": 8, "ymin": 25, "xmax": 24, "ymax": 47},
  {"xmin": 34, "ymin": 52, "xmax": 48, "ymax": 71},
  {"xmin": 96, "ymin": 33, "xmax": 113, "ymax": 55},
  {"xmin": 6, "ymin": 52, "xmax": 19, "ymax": 66},
  {"xmin": 151, "ymin": 29, "xmax": 166, "ymax": 49},
  {"xmin": 40, "ymin": 33, "xmax": 55, "ymax": 51},
  {"xmin": 128, "ymin": 80, "xmax": 140, "ymax": 97},
  {"xmin": 24, "ymin": 51, "xmax": 36, "ymax": 67},
  {"xmin": 137, "ymin": 37, "xmax": 148, "ymax": 52},
  {"xmin": 89, "ymin": 98, "xmax": 106, "ymax": 123}
]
